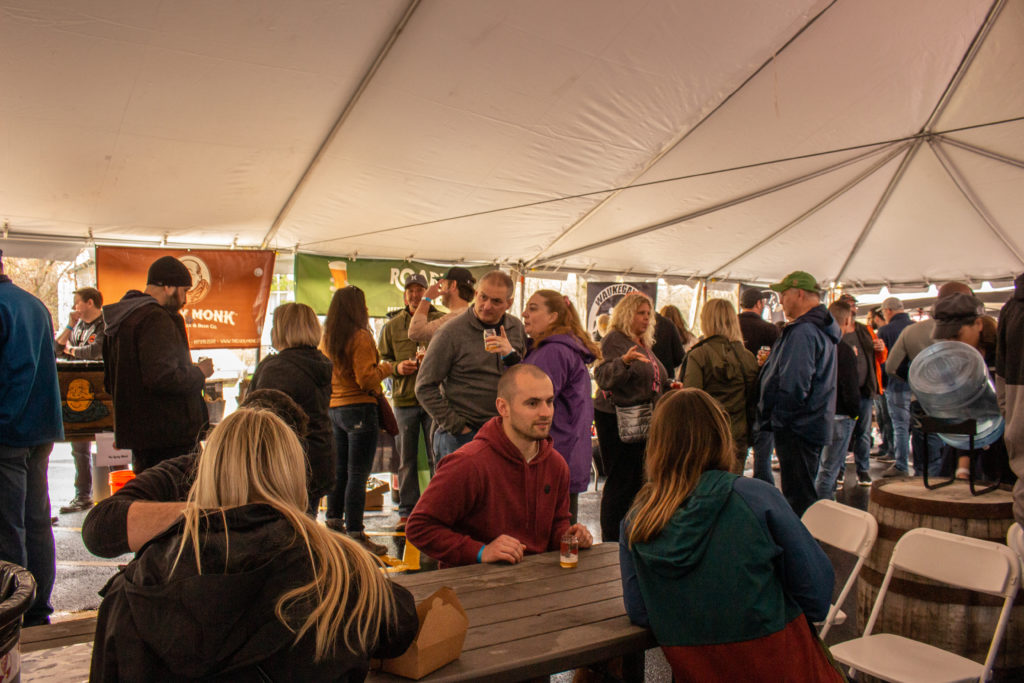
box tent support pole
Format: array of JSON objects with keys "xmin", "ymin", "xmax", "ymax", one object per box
[
  {"xmin": 937, "ymin": 136, "xmax": 1024, "ymax": 171},
  {"xmin": 533, "ymin": 143, "xmax": 894, "ymax": 268},
  {"xmin": 929, "ymin": 139, "xmax": 1024, "ymax": 266},
  {"xmin": 703, "ymin": 142, "xmax": 909, "ymax": 279},
  {"xmin": 259, "ymin": 0, "xmax": 423, "ymax": 249},
  {"xmin": 523, "ymin": 0, "xmax": 840, "ymax": 269}
]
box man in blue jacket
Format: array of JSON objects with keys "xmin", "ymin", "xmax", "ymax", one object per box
[
  {"xmin": 757, "ymin": 271, "xmax": 840, "ymax": 516},
  {"xmin": 0, "ymin": 249, "xmax": 63, "ymax": 625}
]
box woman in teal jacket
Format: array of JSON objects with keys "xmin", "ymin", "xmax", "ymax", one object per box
[{"xmin": 619, "ymin": 389, "xmax": 843, "ymax": 682}]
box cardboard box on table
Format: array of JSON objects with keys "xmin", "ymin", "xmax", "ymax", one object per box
[
  {"xmin": 364, "ymin": 477, "xmax": 390, "ymax": 511},
  {"xmin": 380, "ymin": 587, "xmax": 468, "ymax": 679}
]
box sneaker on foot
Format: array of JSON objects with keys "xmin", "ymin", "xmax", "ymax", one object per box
[
  {"xmin": 857, "ymin": 470, "xmax": 872, "ymax": 486},
  {"xmin": 349, "ymin": 531, "xmax": 388, "ymax": 556},
  {"xmin": 876, "ymin": 455, "xmax": 895, "ymax": 464},
  {"xmin": 324, "ymin": 518, "xmax": 345, "ymax": 532},
  {"xmin": 881, "ymin": 464, "xmax": 908, "ymax": 478},
  {"xmin": 59, "ymin": 496, "xmax": 93, "ymax": 514}
]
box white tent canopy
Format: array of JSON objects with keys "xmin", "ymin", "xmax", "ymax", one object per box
[{"xmin": 2, "ymin": 0, "xmax": 1023, "ymax": 287}]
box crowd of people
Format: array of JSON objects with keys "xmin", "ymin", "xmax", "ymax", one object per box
[{"xmin": 2, "ymin": 245, "xmax": 1023, "ymax": 680}]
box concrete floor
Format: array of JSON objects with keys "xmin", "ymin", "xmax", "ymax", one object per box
[{"xmin": 45, "ymin": 442, "xmax": 875, "ymax": 681}]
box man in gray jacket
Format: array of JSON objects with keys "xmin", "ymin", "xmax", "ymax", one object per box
[{"xmin": 416, "ymin": 270, "xmax": 526, "ymax": 460}]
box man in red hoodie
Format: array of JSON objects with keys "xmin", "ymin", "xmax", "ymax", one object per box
[{"xmin": 406, "ymin": 364, "xmax": 594, "ymax": 566}]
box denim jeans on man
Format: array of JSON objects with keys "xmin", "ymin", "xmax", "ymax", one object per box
[
  {"xmin": 327, "ymin": 403, "xmax": 379, "ymax": 533},
  {"xmin": 70, "ymin": 440, "xmax": 93, "ymax": 499},
  {"xmin": 814, "ymin": 415, "xmax": 857, "ymax": 500},
  {"xmin": 394, "ymin": 405, "xmax": 434, "ymax": 517},
  {"xmin": 751, "ymin": 425, "xmax": 775, "ymax": 485},
  {"xmin": 849, "ymin": 396, "xmax": 874, "ymax": 474},
  {"xmin": 433, "ymin": 427, "xmax": 478, "ymax": 462},
  {"xmin": 873, "ymin": 393, "xmax": 893, "ymax": 456},
  {"xmin": 885, "ymin": 381, "xmax": 912, "ymax": 472},
  {"xmin": 911, "ymin": 427, "xmax": 947, "ymax": 477},
  {"xmin": 773, "ymin": 430, "xmax": 823, "ymax": 517},
  {"xmin": 0, "ymin": 443, "xmax": 56, "ymax": 625}
]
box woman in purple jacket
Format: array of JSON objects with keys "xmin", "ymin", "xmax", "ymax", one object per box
[{"xmin": 522, "ymin": 290, "xmax": 601, "ymax": 522}]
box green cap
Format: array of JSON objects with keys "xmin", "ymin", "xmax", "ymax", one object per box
[{"xmin": 769, "ymin": 270, "xmax": 819, "ymax": 294}]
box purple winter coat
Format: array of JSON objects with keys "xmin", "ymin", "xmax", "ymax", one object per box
[{"xmin": 524, "ymin": 333, "xmax": 597, "ymax": 494}]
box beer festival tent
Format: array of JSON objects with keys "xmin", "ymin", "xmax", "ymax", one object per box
[{"xmin": 2, "ymin": 0, "xmax": 1024, "ymax": 292}]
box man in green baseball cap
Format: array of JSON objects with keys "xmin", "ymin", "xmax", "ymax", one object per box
[{"xmin": 756, "ymin": 270, "xmax": 841, "ymax": 516}]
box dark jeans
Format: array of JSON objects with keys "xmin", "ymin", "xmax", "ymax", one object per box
[
  {"xmin": 395, "ymin": 405, "xmax": 434, "ymax": 517},
  {"xmin": 432, "ymin": 427, "xmax": 477, "ymax": 462},
  {"xmin": 595, "ymin": 409, "xmax": 646, "ymax": 542},
  {"xmin": 874, "ymin": 394, "xmax": 893, "ymax": 455},
  {"xmin": 0, "ymin": 443, "xmax": 56, "ymax": 626},
  {"xmin": 327, "ymin": 403, "xmax": 379, "ymax": 533},
  {"xmin": 773, "ymin": 429, "xmax": 823, "ymax": 517},
  {"xmin": 132, "ymin": 445, "xmax": 193, "ymax": 474},
  {"xmin": 751, "ymin": 425, "xmax": 775, "ymax": 485},
  {"xmin": 71, "ymin": 440, "xmax": 93, "ymax": 499},
  {"xmin": 850, "ymin": 396, "xmax": 874, "ymax": 474}
]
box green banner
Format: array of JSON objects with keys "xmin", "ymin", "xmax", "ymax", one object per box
[{"xmin": 294, "ymin": 253, "xmax": 491, "ymax": 317}]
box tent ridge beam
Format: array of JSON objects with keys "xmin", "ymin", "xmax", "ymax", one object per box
[
  {"xmin": 938, "ymin": 136, "xmax": 1024, "ymax": 171},
  {"xmin": 260, "ymin": 0, "xmax": 423, "ymax": 249},
  {"xmin": 523, "ymin": 0, "xmax": 840, "ymax": 268},
  {"xmin": 833, "ymin": 138, "xmax": 925, "ymax": 283},
  {"xmin": 929, "ymin": 138, "xmax": 1024, "ymax": 266},
  {"xmin": 534, "ymin": 141, "xmax": 895, "ymax": 267},
  {"xmin": 703, "ymin": 141, "xmax": 910, "ymax": 280}
]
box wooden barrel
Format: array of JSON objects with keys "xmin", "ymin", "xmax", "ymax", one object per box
[{"xmin": 857, "ymin": 478, "xmax": 1023, "ymax": 679}]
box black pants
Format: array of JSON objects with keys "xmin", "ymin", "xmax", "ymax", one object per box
[
  {"xmin": 773, "ymin": 429, "xmax": 822, "ymax": 517},
  {"xmin": 131, "ymin": 445, "xmax": 193, "ymax": 474},
  {"xmin": 595, "ymin": 409, "xmax": 646, "ymax": 542}
]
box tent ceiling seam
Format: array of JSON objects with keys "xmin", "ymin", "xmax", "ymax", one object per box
[
  {"xmin": 259, "ymin": 0, "xmax": 423, "ymax": 250},
  {"xmin": 522, "ymin": 0, "xmax": 840, "ymax": 268},
  {"xmin": 929, "ymin": 138, "xmax": 1024, "ymax": 266},
  {"xmin": 533, "ymin": 141, "xmax": 896, "ymax": 267},
  {"xmin": 703, "ymin": 141, "xmax": 910, "ymax": 280}
]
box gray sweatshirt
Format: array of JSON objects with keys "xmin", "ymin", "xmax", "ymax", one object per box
[{"xmin": 415, "ymin": 306, "xmax": 526, "ymax": 434}]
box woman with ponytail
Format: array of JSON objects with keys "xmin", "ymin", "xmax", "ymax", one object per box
[{"xmin": 91, "ymin": 408, "xmax": 417, "ymax": 682}]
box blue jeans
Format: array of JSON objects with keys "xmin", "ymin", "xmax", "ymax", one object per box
[
  {"xmin": 751, "ymin": 426, "xmax": 775, "ymax": 485},
  {"xmin": 0, "ymin": 443, "xmax": 56, "ymax": 625},
  {"xmin": 394, "ymin": 405, "xmax": 434, "ymax": 517},
  {"xmin": 814, "ymin": 416, "xmax": 856, "ymax": 500},
  {"xmin": 433, "ymin": 427, "xmax": 477, "ymax": 462},
  {"xmin": 874, "ymin": 394, "xmax": 893, "ymax": 456},
  {"xmin": 885, "ymin": 384, "xmax": 912, "ymax": 472},
  {"xmin": 850, "ymin": 396, "xmax": 874, "ymax": 474},
  {"xmin": 911, "ymin": 428, "xmax": 946, "ymax": 477},
  {"xmin": 327, "ymin": 404, "xmax": 379, "ymax": 533}
]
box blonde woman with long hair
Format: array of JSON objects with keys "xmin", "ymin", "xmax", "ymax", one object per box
[
  {"xmin": 594, "ymin": 291, "xmax": 678, "ymax": 542},
  {"xmin": 520, "ymin": 290, "xmax": 602, "ymax": 522},
  {"xmin": 90, "ymin": 408, "xmax": 417, "ymax": 682},
  {"xmin": 619, "ymin": 390, "xmax": 840, "ymax": 682},
  {"xmin": 679, "ymin": 298, "xmax": 759, "ymax": 472}
]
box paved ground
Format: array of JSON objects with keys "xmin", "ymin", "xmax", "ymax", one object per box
[{"xmin": 45, "ymin": 441, "xmax": 875, "ymax": 680}]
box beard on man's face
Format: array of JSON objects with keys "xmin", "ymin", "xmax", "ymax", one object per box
[{"xmin": 163, "ymin": 289, "xmax": 183, "ymax": 313}]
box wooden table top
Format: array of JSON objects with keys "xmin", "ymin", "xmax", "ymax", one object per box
[{"xmin": 368, "ymin": 541, "xmax": 655, "ymax": 682}]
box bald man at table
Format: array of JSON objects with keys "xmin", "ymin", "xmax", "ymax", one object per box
[{"xmin": 406, "ymin": 364, "xmax": 593, "ymax": 566}]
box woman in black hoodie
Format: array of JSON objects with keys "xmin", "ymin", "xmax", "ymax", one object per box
[{"xmin": 251, "ymin": 302, "xmax": 335, "ymax": 514}]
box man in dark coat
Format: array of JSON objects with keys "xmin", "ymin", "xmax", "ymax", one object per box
[
  {"xmin": 652, "ymin": 312, "xmax": 685, "ymax": 377},
  {"xmin": 103, "ymin": 256, "xmax": 213, "ymax": 472}
]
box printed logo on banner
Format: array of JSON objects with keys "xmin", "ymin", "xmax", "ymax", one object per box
[
  {"xmin": 585, "ymin": 282, "xmax": 658, "ymax": 336},
  {"xmin": 179, "ymin": 254, "xmax": 212, "ymax": 304}
]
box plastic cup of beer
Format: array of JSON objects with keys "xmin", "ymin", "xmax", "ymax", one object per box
[
  {"xmin": 757, "ymin": 345, "xmax": 771, "ymax": 366},
  {"xmin": 415, "ymin": 345, "xmax": 427, "ymax": 367},
  {"xmin": 483, "ymin": 328, "xmax": 499, "ymax": 352},
  {"xmin": 328, "ymin": 261, "xmax": 348, "ymax": 289},
  {"xmin": 560, "ymin": 534, "xmax": 579, "ymax": 569}
]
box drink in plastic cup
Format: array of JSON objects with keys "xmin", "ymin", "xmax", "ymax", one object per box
[
  {"xmin": 560, "ymin": 534, "xmax": 579, "ymax": 568},
  {"xmin": 415, "ymin": 345, "xmax": 427, "ymax": 367},
  {"xmin": 757, "ymin": 345, "xmax": 771, "ymax": 366},
  {"xmin": 328, "ymin": 261, "xmax": 348, "ymax": 289},
  {"xmin": 483, "ymin": 328, "xmax": 499, "ymax": 353}
]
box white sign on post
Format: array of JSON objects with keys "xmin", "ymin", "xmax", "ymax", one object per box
[{"xmin": 95, "ymin": 432, "xmax": 132, "ymax": 468}]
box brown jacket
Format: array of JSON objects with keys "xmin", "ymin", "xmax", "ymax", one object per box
[{"xmin": 322, "ymin": 329, "xmax": 393, "ymax": 407}]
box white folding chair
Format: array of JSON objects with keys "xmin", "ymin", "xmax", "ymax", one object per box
[
  {"xmin": 831, "ymin": 527, "xmax": 1020, "ymax": 683},
  {"xmin": 801, "ymin": 499, "xmax": 878, "ymax": 639},
  {"xmin": 1008, "ymin": 522, "xmax": 1024, "ymax": 570}
]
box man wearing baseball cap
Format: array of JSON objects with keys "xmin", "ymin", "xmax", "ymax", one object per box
[
  {"xmin": 408, "ymin": 266, "xmax": 475, "ymax": 343},
  {"xmin": 756, "ymin": 271, "xmax": 840, "ymax": 515},
  {"xmin": 378, "ymin": 273, "xmax": 444, "ymax": 529},
  {"xmin": 103, "ymin": 255, "xmax": 214, "ymax": 473}
]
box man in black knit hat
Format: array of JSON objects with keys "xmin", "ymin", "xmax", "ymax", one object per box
[{"xmin": 103, "ymin": 256, "xmax": 214, "ymax": 472}]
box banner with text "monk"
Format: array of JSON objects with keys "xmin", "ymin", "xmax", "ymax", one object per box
[{"xmin": 96, "ymin": 247, "xmax": 275, "ymax": 348}]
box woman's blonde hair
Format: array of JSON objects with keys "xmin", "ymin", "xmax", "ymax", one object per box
[
  {"xmin": 610, "ymin": 292, "xmax": 655, "ymax": 347},
  {"xmin": 700, "ymin": 298, "xmax": 743, "ymax": 343},
  {"xmin": 528, "ymin": 290, "xmax": 602, "ymax": 362},
  {"xmin": 626, "ymin": 389, "xmax": 735, "ymax": 546},
  {"xmin": 271, "ymin": 302, "xmax": 322, "ymax": 350},
  {"xmin": 659, "ymin": 304, "xmax": 695, "ymax": 346},
  {"xmin": 174, "ymin": 408, "xmax": 395, "ymax": 661}
]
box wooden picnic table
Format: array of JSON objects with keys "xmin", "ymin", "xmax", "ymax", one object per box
[{"xmin": 368, "ymin": 541, "xmax": 656, "ymax": 682}]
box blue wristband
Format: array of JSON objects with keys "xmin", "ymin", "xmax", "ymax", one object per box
[{"xmin": 477, "ymin": 546, "xmax": 484, "ymax": 563}]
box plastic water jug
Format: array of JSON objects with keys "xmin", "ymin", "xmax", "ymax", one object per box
[{"xmin": 908, "ymin": 340, "xmax": 1004, "ymax": 449}]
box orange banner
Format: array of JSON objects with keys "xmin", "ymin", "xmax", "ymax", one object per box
[{"xmin": 96, "ymin": 247, "xmax": 275, "ymax": 349}]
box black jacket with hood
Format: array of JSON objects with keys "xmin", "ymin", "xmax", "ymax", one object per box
[
  {"xmin": 102, "ymin": 291, "xmax": 208, "ymax": 451},
  {"xmin": 250, "ymin": 346, "xmax": 336, "ymax": 498},
  {"xmin": 90, "ymin": 504, "xmax": 418, "ymax": 682}
]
